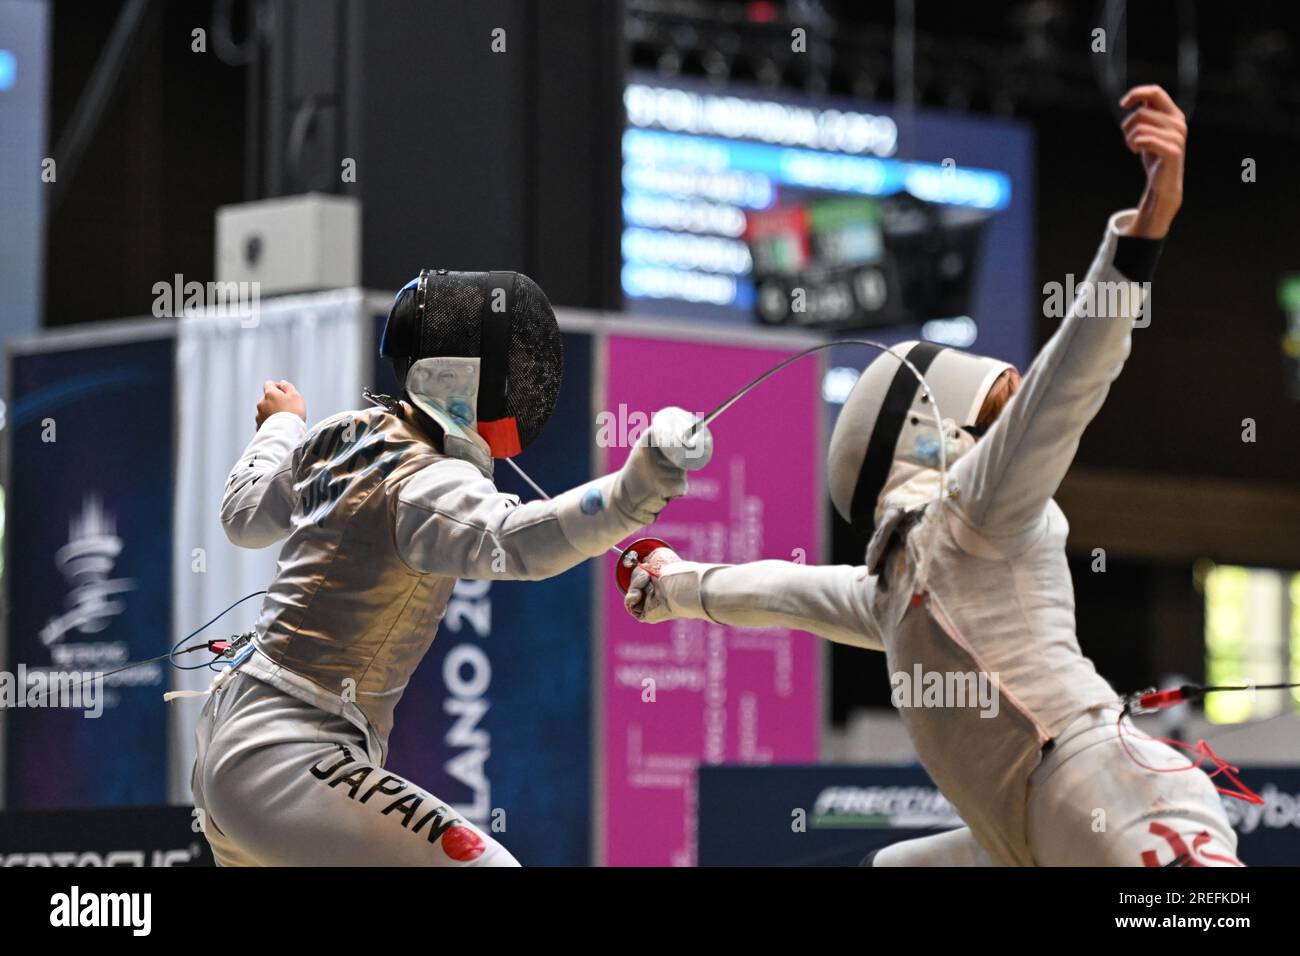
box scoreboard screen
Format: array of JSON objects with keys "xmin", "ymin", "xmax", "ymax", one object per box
[{"xmin": 621, "ymin": 73, "xmax": 1035, "ymax": 372}]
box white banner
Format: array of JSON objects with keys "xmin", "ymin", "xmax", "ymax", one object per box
[{"xmin": 169, "ymin": 289, "xmax": 371, "ymax": 802}]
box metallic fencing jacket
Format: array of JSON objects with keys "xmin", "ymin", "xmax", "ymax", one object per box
[{"xmin": 220, "ymin": 401, "xmax": 644, "ymax": 763}]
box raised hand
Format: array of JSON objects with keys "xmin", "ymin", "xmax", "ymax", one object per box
[{"xmin": 1119, "ymin": 85, "xmax": 1187, "ymax": 239}]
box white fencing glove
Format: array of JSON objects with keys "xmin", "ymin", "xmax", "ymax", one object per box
[
  {"xmin": 623, "ymin": 546, "xmax": 699, "ymax": 623},
  {"xmin": 612, "ymin": 406, "xmax": 713, "ymax": 524}
]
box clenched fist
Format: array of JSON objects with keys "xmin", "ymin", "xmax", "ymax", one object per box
[{"xmin": 255, "ymin": 380, "xmax": 307, "ymax": 430}]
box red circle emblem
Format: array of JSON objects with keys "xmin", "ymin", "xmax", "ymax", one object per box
[{"xmin": 441, "ymin": 825, "xmax": 486, "ymax": 862}]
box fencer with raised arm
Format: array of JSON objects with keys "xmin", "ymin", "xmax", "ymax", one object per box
[{"xmin": 626, "ymin": 87, "xmax": 1240, "ymax": 868}]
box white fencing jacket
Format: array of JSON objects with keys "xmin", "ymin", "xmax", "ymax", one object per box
[{"xmin": 637, "ymin": 210, "xmax": 1157, "ymax": 864}]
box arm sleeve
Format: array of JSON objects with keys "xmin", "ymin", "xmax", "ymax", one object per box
[
  {"xmin": 220, "ymin": 412, "xmax": 307, "ymax": 548},
  {"xmin": 394, "ymin": 459, "xmax": 653, "ymax": 580},
  {"xmin": 660, "ymin": 560, "xmax": 885, "ymax": 652},
  {"xmin": 949, "ymin": 210, "xmax": 1162, "ymax": 546}
]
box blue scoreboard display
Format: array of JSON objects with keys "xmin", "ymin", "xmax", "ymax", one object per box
[{"xmin": 621, "ymin": 73, "xmax": 1035, "ymax": 373}]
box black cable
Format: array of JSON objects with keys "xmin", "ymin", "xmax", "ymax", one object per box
[
  {"xmin": 26, "ymin": 642, "xmax": 209, "ymax": 707},
  {"xmin": 1203, "ymin": 682, "xmax": 1300, "ymax": 693},
  {"xmin": 24, "ymin": 591, "xmax": 266, "ymax": 706}
]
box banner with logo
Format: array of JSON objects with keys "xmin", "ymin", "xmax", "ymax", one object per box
[
  {"xmin": 5, "ymin": 339, "xmax": 175, "ymax": 808},
  {"xmin": 1219, "ymin": 767, "xmax": 1300, "ymax": 866},
  {"xmin": 600, "ymin": 334, "xmax": 823, "ymax": 866},
  {"xmin": 382, "ymin": 331, "xmax": 595, "ymax": 866},
  {"xmin": 699, "ymin": 764, "xmax": 1300, "ymax": 866},
  {"xmin": 0, "ymin": 806, "xmax": 212, "ymax": 866}
]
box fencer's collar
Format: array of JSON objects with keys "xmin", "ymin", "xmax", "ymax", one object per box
[
  {"xmin": 402, "ymin": 357, "xmax": 497, "ymax": 478},
  {"xmin": 874, "ymin": 427, "xmax": 976, "ymax": 521},
  {"xmin": 864, "ymin": 435, "xmax": 973, "ymax": 576},
  {"xmin": 449, "ymin": 428, "xmax": 494, "ymax": 478},
  {"xmin": 399, "ymin": 399, "xmax": 493, "ymax": 478}
]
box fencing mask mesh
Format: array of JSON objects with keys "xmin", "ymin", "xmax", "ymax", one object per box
[{"xmin": 381, "ymin": 269, "xmax": 562, "ymax": 458}]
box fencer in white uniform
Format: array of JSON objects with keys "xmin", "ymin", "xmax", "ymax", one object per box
[
  {"xmin": 625, "ymin": 86, "xmax": 1240, "ymax": 867},
  {"xmin": 190, "ymin": 269, "xmax": 711, "ymax": 866}
]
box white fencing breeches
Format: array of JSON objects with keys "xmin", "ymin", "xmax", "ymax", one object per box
[
  {"xmin": 868, "ymin": 708, "xmax": 1242, "ymax": 867},
  {"xmin": 1025, "ymin": 707, "xmax": 1241, "ymax": 867},
  {"xmin": 191, "ymin": 671, "xmax": 519, "ymax": 867}
]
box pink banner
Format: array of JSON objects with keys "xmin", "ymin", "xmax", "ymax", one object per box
[{"xmin": 601, "ymin": 334, "xmax": 823, "ymax": 866}]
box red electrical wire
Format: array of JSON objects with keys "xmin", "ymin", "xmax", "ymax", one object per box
[
  {"xmin": 1114, "ymin": 681, "xmax": 1300, "ymax": 805},
  {"xmin": 1116, "ymin": 711, "xmax": 1264, "ymax": 805}
]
